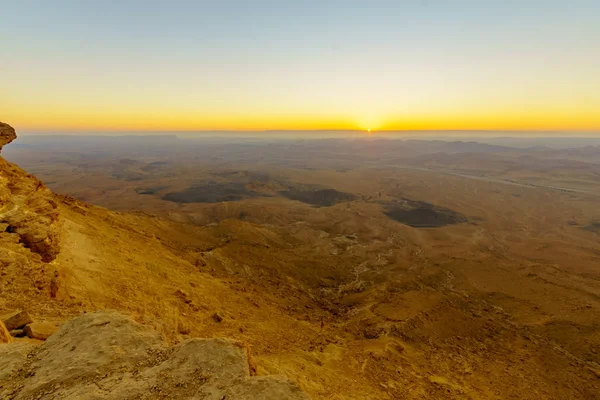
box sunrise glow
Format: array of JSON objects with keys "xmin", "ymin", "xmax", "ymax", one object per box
[{"xmin": 2, "ymin": 2, "xmax": 599, "ymax": 134}]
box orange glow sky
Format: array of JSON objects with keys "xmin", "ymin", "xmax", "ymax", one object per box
[{"xmin": 2, "ymin": 1, "xmax": 599, "ymax": 134}]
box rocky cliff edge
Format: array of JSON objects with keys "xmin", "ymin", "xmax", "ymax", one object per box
[{"xmin": 0, "ymin": 122, "xmax": 60, "ymax": 262}]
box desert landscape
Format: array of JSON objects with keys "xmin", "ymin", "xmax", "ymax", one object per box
[
  {"xmin": 3, "ymin": 1, "xmax": 599, "ymax": 398},
  {"xmin": 1, "ymin": 126, "xmax": 599, "ymax": 399}
]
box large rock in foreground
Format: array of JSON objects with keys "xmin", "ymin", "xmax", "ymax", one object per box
[
  {"xmin": 0, "ymin": 311, "xmax": 310, "ymax": 399},
  {"xmin": 2, "ymin": 310, "xmax": 33, "ymax": 331}
]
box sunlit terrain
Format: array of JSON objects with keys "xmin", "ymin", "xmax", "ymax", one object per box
[
  {"xmin": 2, "ymin": 1, "xmax": 600, "ymax": 399},
  {"xmin": 3, "ymin": 134, "xmax": 599, "ymax": 398}
]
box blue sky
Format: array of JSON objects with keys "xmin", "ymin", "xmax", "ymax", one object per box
[{"xmin": 1, "ymin": 1, "xmax": 599, "ymax": 132}]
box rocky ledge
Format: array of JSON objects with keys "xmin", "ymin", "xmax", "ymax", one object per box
[{"xmin": 0, "ymin": 311, "xmax": 310, "ymax": 399}]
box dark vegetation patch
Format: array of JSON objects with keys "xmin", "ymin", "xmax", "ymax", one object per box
[
  {"xmin": 118, "ymin": 158, "xmax": 141, "ymax": 165},
  {"xmin": 111, "ymin": 162, "xmax": 147, "ymax": 182},
  {"xmin": 211, "ymin": 170, "xmax": 271, "ymax": 183},
  {"xmin": 279, "ymin": 188, "xmax": 356, "ymax": 207},
  {"xmin": 141, "ymin": 161, "xmax": 171, "ymax": 172},
  {"xmin": 384, "ymin": 199, "xmax": 467, "ymax": 228},
  {"xmin": 136, "ymin": 186, "xmax": 168, "ymax": 195},
  {"xmin": 111, "ymin": 171, "xmax": 145, "ymax": 181},
  {"xmin": 161, "ymin": 170, "xmax": 355, "ymax": 206},
  {"xmin": 582, "ymin": 221, "xmax": 600, "ymax": 234},
  {"xmin": 163, "ymin": 183, "xmax": 265, "ymax": 203}
]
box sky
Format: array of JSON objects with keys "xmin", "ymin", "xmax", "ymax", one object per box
[{"xmin": 1, "ymin": 0, "xmax": 600, "ymax": 134}]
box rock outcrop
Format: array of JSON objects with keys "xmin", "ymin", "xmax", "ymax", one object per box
[
  {"xmin": 2, "ymin": 310, "xmax": 33, "ymax": 331},
  {"xmin": 0, "ymin": 122, "xmax": 17, "ymax": 149},
  {"xmin": 23, "ymin": 321, "xmax": 58, "ymax": 340},
  {"xmin": 0, "ymin": 122, "xmax": 60, "ymax": 262},
  {"xmin": 0, "ymin": 320, "xmax": 11, "ymax": 343},
  {"xmin": 0, "ymin": 311, "xmax": 310, "ymax": 399}
]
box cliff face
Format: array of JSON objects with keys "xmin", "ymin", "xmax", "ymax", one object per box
[{"xmin": 0, "ymin": 122, "xmax": 60, "ymax": 262}]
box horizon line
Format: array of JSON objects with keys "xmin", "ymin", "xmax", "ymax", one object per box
[{"xmin": 18, "ymin": 128, "xmax": 600, "ymax": 134}]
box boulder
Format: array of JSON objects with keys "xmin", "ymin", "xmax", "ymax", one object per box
[
  {"xmin": 213, "ymin": 311, "xmax": 226, "ymax": 322},
  {"xmin": 2, "ymin": 310, "xmax": 33, "ymax": 331},
  {"xmin": 174, "ymin": 288, "xmax": 192, "ymax": 304},
  {"xmin": 9, "ymin": 329, "xmax": 25, "ymax": 338},
  {"xmin": 177, "ymin": 320, "xmax": 191, "ymax": 335},
  {"xmin": 23, "ymin": 322, "xmax": 58, "ymax": 341}
]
